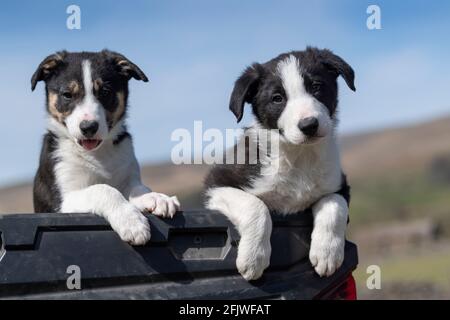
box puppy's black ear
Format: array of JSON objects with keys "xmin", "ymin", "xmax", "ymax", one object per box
[
  {"xmin": 229, "ymin": 64, "xmax": 261, "ymax": 123},
  {"xmin": 319, "ymin": 49, "xmax": 356, "ymax": 91},
  {"xmin": 31, "ymin": 51, "xmax": 67, "ymax": 91},
  {"xmin": 102, "ymin": 49, "xmax": 149, "ymax": 82}
]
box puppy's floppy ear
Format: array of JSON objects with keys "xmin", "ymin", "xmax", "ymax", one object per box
[
  {"xmin": 229, "ymin": 63, "xmax": 262, "ymax": 123},
  {"xmin": 31, "ymin": 51, "xmax": 67, "ymax": 91},
  {"xmin": 102, "ymin": 49, "xmax": 149, "ymax": 82},
  {"xmin": 318, "ymin": 49, "xmax": 356, "ymax": 91}
]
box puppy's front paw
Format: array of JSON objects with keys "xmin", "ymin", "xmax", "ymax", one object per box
[
  {"xmin": 236, "ymin": 236, "xmax": 271, "ymax": 281},
  {"xmin": 136, "ymin": 192, "xmax": 180, "ymax": 218},
  {"xmin": 309, "ymin": 228, "xmax": 345, "ymax": 277},
  {"xmin": 111, "ymin": 205, "xmax": 151, "ymax": 245}
]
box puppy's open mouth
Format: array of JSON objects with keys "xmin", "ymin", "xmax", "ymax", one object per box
[{"xmin": 78, "ymin": 139, "xmax": 102, "ymax": 151}]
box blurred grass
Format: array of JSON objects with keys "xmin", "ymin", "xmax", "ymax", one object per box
[
  {"xmin": 349, "ymin": 172, "xmax": 450, "ymax": 233},
  {"xmin": 349, "ymin": 167, "xmax": 450, "ymax": 298},
  {"xmin": 178, "ymin": 188, "xmax": 204, "ymax": 209},
  {"xmin": 354, "ymin": 245, "xmax": 450, "ymax": 288}
]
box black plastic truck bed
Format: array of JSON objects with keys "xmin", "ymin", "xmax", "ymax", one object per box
[{"xmin": 0, "ymin": 210, "xmax": 358, "ymax": 299}]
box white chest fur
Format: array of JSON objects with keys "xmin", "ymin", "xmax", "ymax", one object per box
[
  {"xmin": 53, "ymin": 137, "xmax": 138, "ymax": 196},
  {"xmin": 244, "ymin": 134, "xmax": 342, "ymax": 214}
]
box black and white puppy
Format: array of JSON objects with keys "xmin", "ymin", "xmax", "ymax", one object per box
[
  {"xmin": 205, "ymin": 47, "xmax": 355, "ymax": 280},
  {"xmin": 32, "ymin": 50, "xmax": 180, "ymax": 245}
]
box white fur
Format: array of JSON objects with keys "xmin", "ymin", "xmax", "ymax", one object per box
[
  {"xmin": 61, "ymin": 184, "xmax": 151, "ymax": 245},
  {"xmin": 310, "ymin": 193, "xmax": 348, "ymax": 277},
  {"xmin": 276, "ymin": 55, "xmax": 332, "ymax": 145},
  {"xmin": 206, "ymin": 187, "xmax": 272, "ymax": 280},
  {"xmin": 65, "ymin": 60, "xmax": 108, "ymax": 146},
  {"xmin": 129, "ymin": 184, "xmax": 180, "ymax": 218},
  {"xmin": 245, "ymin": 128, "xmax": 342, "ymax": 214},
  {"xmin": 50, "ymin": 118, "xmax": 135, "ymax": 197}
]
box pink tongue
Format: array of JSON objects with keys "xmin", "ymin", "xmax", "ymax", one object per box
[{"xmin": 81, "ymin": 140, "xmax": 99, "ymax": 151}]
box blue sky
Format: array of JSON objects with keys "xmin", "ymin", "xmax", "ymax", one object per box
[{"xmin": 0, "ymin": 0, "xmax": 449, "ymax": 186}]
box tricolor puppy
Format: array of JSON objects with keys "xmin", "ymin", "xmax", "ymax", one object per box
[
  {"xmin": 32, "ymin": 50, "xmax": 180, "ymax": 245},
  {"xmin": 205, "ymin": 47, "xmax": 355, "ymax": 280}
]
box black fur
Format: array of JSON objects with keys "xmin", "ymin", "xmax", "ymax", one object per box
[
  {"xmin": 337, "ymin": 173, "xmax": 351, "ymax": 223},
  {"xmin": 31, "ymin": 50, "xmax": 148, "ymax": 92},
  {"xmin": 204, "ymin": 131, "xmax": 262, "ymax": 190},
  {"xmin": 32, "ymin": 50, "xmax": 147, "ymax": 127},
  {"xmin": 229, "ymin": 47, "xmax": 355, "ymax": 127},
  {"xmin": 33, "ymin": 132, "xmax": 61, "ymax": 212},
  {"xmin": 336, "ymin": 174, "xmax": 351, "ymax": 206},
  {"xmin": 31, "ymin": 51, "xmax": 67, "ymax": 91},
  {"xmin": 113, "ymin": 131, "xmax": 131, "ymax": 145}
]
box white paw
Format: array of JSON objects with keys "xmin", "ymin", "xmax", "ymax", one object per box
[
  {"xmin": 110, "ymin": 204, "xmax": 151, "ymax": 245},
  {"xmin": 309, "ymin": 228, "xmax": 345, "ymax": 277},
  {"xmin": 134, "ymin": 192, "xmax": 180, "ymax": 218},
  {"xmin": 236, "ymin": 235, "xmax": 271, "ymax": 281}
]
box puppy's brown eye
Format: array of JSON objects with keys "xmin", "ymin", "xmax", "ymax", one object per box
[
  {"xmin": 312, "ymin": 82, "xmax": 322, "ymax": 92},
  {"xmin": 62, "ymin": 92, "xmax": 72, "ymax": 100},
  {"xmin": 99, "ymin": 87, "xmax": 111, "ymax": 97},
  {"xmin": 272, "ymin": 93, "xmax": 284, "ymax": 104}
]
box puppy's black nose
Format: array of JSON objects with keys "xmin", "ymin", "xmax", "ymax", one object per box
[
  {"xmin": 80, "ymin": 120, "xmax": 99, "ymax": 138},
  {"xmin": 298, "ymin": 117, "xmax": 319, "ymax": 137}
]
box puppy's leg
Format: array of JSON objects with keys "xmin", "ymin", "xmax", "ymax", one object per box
[
  {"xmin": 61, "ymin": 184, "xmax": 151, "ymax": 245},
  {"xmin": 309, "ymin": 193, "xmax": 348, "ymax": 277},
  {"xmin": 128, "ymin": 184, "xmax": 180, "ymax": 218},
  {"xmin": 206, "ymin": 187, "xmax": 272, "ymax": 281}
]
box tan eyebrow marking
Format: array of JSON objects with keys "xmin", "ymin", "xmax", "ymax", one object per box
[
  {"xmin": 114, "ymin": 91, "xmax": 126, "ymax": 124},
  {"xmin": 69, "ymin": 81, "xmax": 80, "ymax": 94},
  {"xmin": 94, "ymin": 78, "xmax": 103, "ymax": 92},
  {"xmin": 105, "ymin": 90, "xmax": 126, "ymax": 129},
  {"xmin": 48, "ymin": 92, "xmax": 71, "ymax": 123}
]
